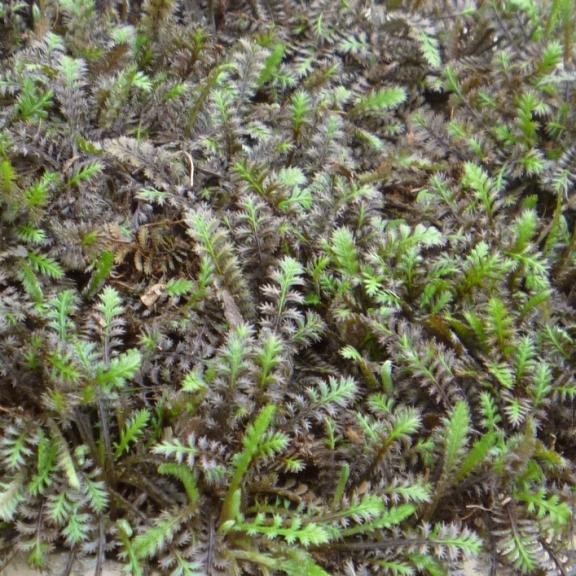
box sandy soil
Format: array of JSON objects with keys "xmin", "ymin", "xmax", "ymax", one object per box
[{"xmin": 2, "ymin": 554, "xmax": 125, "ymax": 576}]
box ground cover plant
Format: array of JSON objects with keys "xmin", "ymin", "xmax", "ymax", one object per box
[{"xmin": 0, "ymin": 0, "xmax": 575, "ymax": 574}]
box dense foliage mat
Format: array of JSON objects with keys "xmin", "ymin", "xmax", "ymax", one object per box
[{"xmin": 1, "ymin": 0, "xmax": 576, "ymax": 574}]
